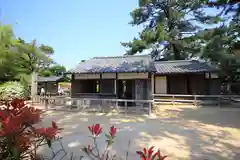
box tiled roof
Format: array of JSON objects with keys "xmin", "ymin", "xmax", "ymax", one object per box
[
  {"xmin": 68, "ymin": 55, "xmax": 218, "ymax": 74},
  {"xmin": 69, "ymin": 55, "xmax": 153, "ymax": 73},
  {"xmin": 154, "ymin": 60, "xmax": 217, "ymax": 74},
  {"xmin": 37, "ymin": 76, "xmax": 64, "ymax": 82}
]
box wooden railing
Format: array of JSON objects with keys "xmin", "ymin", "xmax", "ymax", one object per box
[
  {"xmin": 37, "ymin": 96, "xmax": 153, "ymax": 115},
  {"xmin": 153, "ymin": 94, "xmax": 240, "ymax": 106},
  {"xmin": 32, "ymin": 94, "xmax": 240, "ymax": 115}
]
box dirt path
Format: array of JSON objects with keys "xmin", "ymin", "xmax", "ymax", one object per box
[{"xmin": 36, "ymin": 105, "xmax": 240, "ymax": 160}]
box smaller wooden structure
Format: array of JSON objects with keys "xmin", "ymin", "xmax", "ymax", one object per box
[{"xmin": 37, "ymin": 76, "xmax": 64, "ymax": 96}]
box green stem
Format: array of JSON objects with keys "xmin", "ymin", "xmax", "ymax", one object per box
[{"xmin": 93, "ymin": 137, "xmax": 101, "ymax": 160}]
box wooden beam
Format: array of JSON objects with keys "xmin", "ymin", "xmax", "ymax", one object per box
[
  {"xmin": 31, "ymin": 72, "xmax": 38, "ymax": 98},
  {"xmin": 114, "ymin": 79, "xmax": 117, "ymax": 95},
  {"xmin": 151, "ymin": 73, "xmax": 155, "ymax": 95},
  {"xmin": 99, "ymin": 74, "xmax": 102, "ymax": 93},
  {"xmin": 102, "ymin": 73, "xmax": 116, "ymax": 79},
  {"xmin": 115, "ymin": 73, "xmax": 118, "ymax": 97},
  {"xmin": 75, "ymin": 73, "xmax": 100, "ymax": 79},
  {"xmin": 118, "ymin": 73, "xmax": 148, "ymax": 79},
  {"xmin": 209, "ymin": 72, "xmax": 212, "ymax": 95}
]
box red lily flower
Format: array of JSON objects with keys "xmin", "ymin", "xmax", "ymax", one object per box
[
  {"xmin": 88, "ymin": 124, "xmax": 102, "ymax": 137},
  {"xmin": 19, "ymin": 107, "xmax": 42, "ymax": 125},
  {"xmin": 109, "ymin": 125, "xmax": 117, "ymax": 137},
  {"xmin": 11, "ymin": 99, "xmax": 25, "ymax": 109},
  {"xmin": 0, "ymin": 115, "xmax": 22, "ymax": 136},
  {"xmin": 52, "ymin": 121, "xmax": 58, "ymax": 129},
  {"xmin": 0, "ymin": 110, "xmax": 9, "ymax": 120},
  {"xmin": 35, "ymin": 127, "xmax": 58, "ymax": 139},
  {"xmin": 52, "ymin": 121, "xmax": 63, "ymax": 130},
  {"xmin": 136, "ymin": 146, "xmax": 167, "ymax": 160}
]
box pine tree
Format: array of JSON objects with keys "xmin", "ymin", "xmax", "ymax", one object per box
[
  {"xmin": 199, "ymin": 0, "xmax": 240, "ymax": 85},
  {"xmin": 122, "ymin": 0, "xmax": 221, "ymax": 60}
]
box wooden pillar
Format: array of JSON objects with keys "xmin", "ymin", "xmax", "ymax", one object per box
[
  {"xmin": 44, "ymin": 97, "xmax": 48, "ymax": 110},
  {"xmin": 150, "ymin": 73, "xmax": 155, "ymax": 115},
  {"xmin": 99, "ymin": 74, "xmax": 102, "ymax": 93},
  {"xmin": 71, "ymin": 74, "xmax": 75, "ymax": 97},
  {"xmin": 205, "ymin": 72, "xmax": 211, "ymax": 95},
  {"xmin": 151, "ymin": 73, "xmax": 155, "ymax": 97},
  {"xmin": 114, "ymin": 80, "xmax": 117, "ymax": 94},
  {"xmin": 31, "ymin": 72, "xmax": 38, "ymax": 98},
  {"xmin": 115, "ymin": 73, "xmax": 118, "ymax": 97},
  {"xmin": 209, "ymin": 72, "xmax": 212, "ymax": 94},
  {"xmin": 44, "ymin": 82, "xmax": 47, "ymax": 96}
]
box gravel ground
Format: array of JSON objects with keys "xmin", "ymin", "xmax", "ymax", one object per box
[{"xmin": 33, "ymin": 104, "xmax": 240, "ymax": 160}]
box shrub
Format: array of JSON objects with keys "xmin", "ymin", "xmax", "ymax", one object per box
[
  {"xmin": 0, "ymin": 99, "xmax": 167, "ymax": 160},
  {"xmin": 81, "ymin": 124, "xmax": 167, "ymax": 160},
  {"xmin": 0, "ymin": 81, "xmax": 29, "ymax": 101},
  {"xmin": 0, "ymin": 99, "xmax": 62, "ymax": 159}
]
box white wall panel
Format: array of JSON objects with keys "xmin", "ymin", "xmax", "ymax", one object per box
[
  {"xmin": 118, "ymin": 73, "xmax": 148, "ymax": 79},
  {"xmin": 155, "ymin": 76, "xmax": 167, "ymax": 94},
  {"xmin": 74, "ymin": 73, "xmax": 100, "ymax": 79}
]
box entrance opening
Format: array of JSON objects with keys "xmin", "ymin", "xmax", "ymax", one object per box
[{"xmin": 117, "ymin": 80, "xmax": 135, "ymax": 106}]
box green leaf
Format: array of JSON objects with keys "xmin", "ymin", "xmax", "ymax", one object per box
[
  {"xmin": 106, "ymin": 139, "xmax": 114, "ymax": 147},
  {"xmin": 105, "ymin": 133, "xmax": 111, "ymax": 139},
  {"xmin": 47, "ymin": 139, "xmax": 52, "ymax": 148},
  {"xmin": 139, "ymin": 0, "xmax": 151, "ymax": 6}
]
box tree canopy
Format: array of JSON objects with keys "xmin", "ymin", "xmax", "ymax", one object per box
[
  {"xmin": 39, "ymin": 64, "xmax": 66, "ymax": 77},
  {"xmin": 121, "ymin": 0, "xmax": 224, "ymax": 60},
  {"xmin": 0, "ymin": 23, "xmax": 65, "ymax": 83},
  {"xmin": 122, "ymin": 0, "xmax": 240, "ymax": 83}
]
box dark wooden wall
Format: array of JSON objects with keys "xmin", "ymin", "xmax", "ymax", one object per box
[
  {"xmin": 71, "ymin": 79, "xmax": 98, "ymax": 96},
  {"xmin": 38, "ymin": 82, "xmax": 58, "ymax": 95},
  {"xmin": 167, "ymin": 73, "xmax": 206, "ymax": 95},
  {"xmin": 166, "ymin": 73, "xmax": 220, "ymax": 95},
  {"xmin": 100, "ymin": 80, "xmax": 114, "ymax": 94},
  {"xmin": 167, "ymin": 75, "xmax": 188, "ymax": 94}
]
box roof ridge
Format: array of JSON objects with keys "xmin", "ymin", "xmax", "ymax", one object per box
[
  {"xmin": 38, "ymin": 75, "xmax": 63, "ymax": 78},
  {"xmin": 92, "ymin": 54, "xmax": 150, "ymax": 59},
  {"xmin": 154, "ymin": 60, "xmax": 199, "ymax": 63}
]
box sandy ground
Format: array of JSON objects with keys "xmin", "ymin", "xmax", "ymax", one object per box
[{"xmin": 35, "ymin": 104, "xmax": 240, "ymax": 160}]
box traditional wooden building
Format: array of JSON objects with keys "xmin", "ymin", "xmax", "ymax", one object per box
[
  {"xmin": 37, "ymin": 76, "xmax": 64, "ymax": 95},
  {"xmin": 68, "ymin": 55, "xmax": 220, "ymax": 100}
]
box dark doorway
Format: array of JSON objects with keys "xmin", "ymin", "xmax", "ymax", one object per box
[
  {"xmin": 117, "ymin": 80, "xmax": 124, "ymax": 99},
  {"xmin": 125, "ymin": 80, "xmax": 134, "ymax": 99},
  {"xmin": 117, "ymin": 80, "xmax": 135, "ymax": 106}
]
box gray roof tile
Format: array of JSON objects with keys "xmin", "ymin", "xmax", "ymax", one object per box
[
  {"xmin": 37, "ymin": 76, "xmax": 63, "ymax": 82},
  {"xmin": 154, "ymin": 60, "xmax": 217, "ymax": 74},
  {"xmin": 69, "ymin": 55, "xmax": 217, "ymax": 74},
  {"xmin": 69, "ymin": 55, "xmax": 153, "ymax": 73}
]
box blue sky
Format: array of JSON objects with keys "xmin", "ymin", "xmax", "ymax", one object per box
[{"xmin": 1, "ymin": 0, "xmax": 141, "ymax": 69}]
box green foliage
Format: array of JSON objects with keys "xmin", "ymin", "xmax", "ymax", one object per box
[
  {"xmin": 195, "ymin": 0, "xmax": 240, "ymax": 83},
  {"xmin": 0, "ymin": 81, "xmax": 29, "ymax": 101},
  {"xmin": 16, "ymin": 39, "xmax": 55, "ymax": 73},
  {"xmin": 19, "ymin": 74, "xmax": 31, "ymax": 97},
  {"xmin": 122, "ymin": 0, "xmax": 221, "ymax": 60},
  {"xmin": 123, "ymin": 0, "xmax": 240, "ymax": 86},
  {"xmin": 39, "ymin": 69, "xmax": 53, "ymax": 77},
  {"xmin": 0, "ymin": 23, "xmax": 56, "ymax": 82},
  {"xmin": 39, "ymin": 64, "xmax": 66, "ymax": 77},
  {"xmin": 0, "ymin": 24, "xmax": 21, "ymax": 81},
  {"xmin": 200, "ymin": 0, "xmax": 240, "ymax": 17},
  {"xmin": 39, "ymin": 44, "xmax": 54, "ymax": 55}
]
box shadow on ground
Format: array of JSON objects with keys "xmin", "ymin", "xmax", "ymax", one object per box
[{"xmin": 36, "ymin": 105, "xmax": 240, "ymax": 160}]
